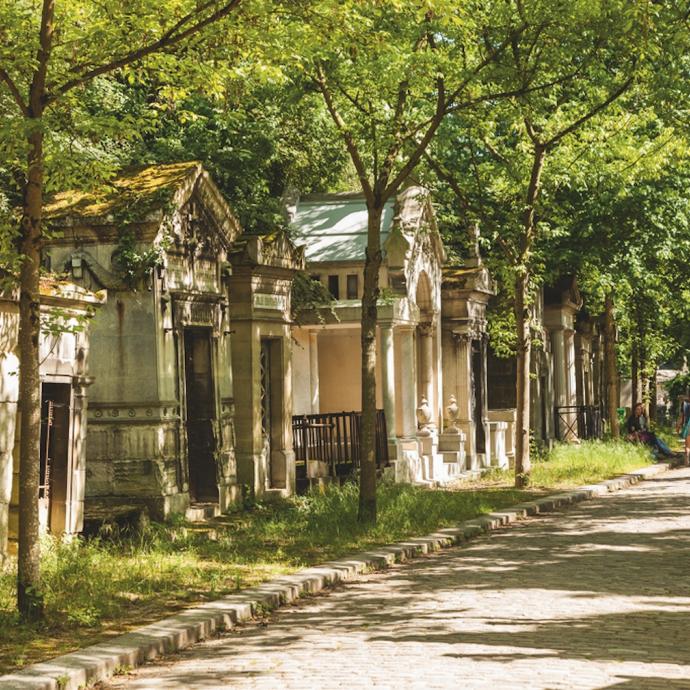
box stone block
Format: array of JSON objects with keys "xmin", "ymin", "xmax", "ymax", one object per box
[
  {"xmin": 417, "ymin": 433, "xmax": 438, "ymax": 457},
  {"xmin": 306, "ymin": 459, "xmax": 330, "ymax": 479},
  {"xmin": 438, "ymin": 431, "xmax": 466, "ymax": 453}
]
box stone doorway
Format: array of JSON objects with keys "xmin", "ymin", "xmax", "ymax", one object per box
[
  {"xmin": 39, "ymin": 382, "xmax": 71, "ymax": 534},
  {"xmin": 183, "ymin": 328, "xmax": 218, "ymax": 503},
  {"xmin": 261, "ymin": 337, "xmax": 287, "ymax": 489},
  {"xmin": 260, "ymin": 339, "xmax": 272, "ymax": 473},
  {"xmin": 471, "ymin": 340, "xmax": 486, "ymax": 454}
]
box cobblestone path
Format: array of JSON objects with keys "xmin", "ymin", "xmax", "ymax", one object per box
[{"xmin": 105, "ymin": 468, "xmax": 690, "ymax": 690}]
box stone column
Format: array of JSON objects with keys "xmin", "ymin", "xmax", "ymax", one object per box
[
  {"xmin": 418, "ymin": 322, "xmax": 434, "ymax": 415},
  {"xmin": 551, "ymin": 328, "xmax": 567, "ymax": 408},
  {"xmin": 380, "ymin": 324, "xmax": 397, "ymax": 439},
  {"xmin": 452, "ymin": 332, "xmax": 475, "ymax": 461},
  {"xmin": 565, "ymin": 328, "xmax": 578, "ymax": 407},
  {"xmin": 308, "ymin": 330, "xmax": 319, "ymax": 414},
  {"xmin": 399, "ymin": 326, "xmax": 417, "ymax": 438}
]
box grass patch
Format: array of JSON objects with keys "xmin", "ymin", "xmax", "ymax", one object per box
[
  {"xmin": 0, "ymin": 439, "xmax": 652, "ymax": 673},
  {"xmin": 528, "ymin": 439, "xmax": 655, "ymax": 488}
]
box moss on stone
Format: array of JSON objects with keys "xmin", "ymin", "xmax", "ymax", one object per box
[{"xmin": 44, "ymin": 162, "xmax": 201, "ymax": 220}]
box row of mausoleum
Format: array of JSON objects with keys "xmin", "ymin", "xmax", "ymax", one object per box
[{"xmin": 0, "ymin": 162, "xmax": 608, "ymax": 556}]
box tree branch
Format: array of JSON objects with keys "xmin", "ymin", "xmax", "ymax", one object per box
[
  {"xmin": 0, "ymin": 67, "xmax": 28, "ymax": 116},
  {"xmin": 377, "ymin": 79, "xmax": 410, "ymax": 195},
  {"xmin": 315, "ymin": 64, "xmax": 373, "ymax": 203},
  {"xmin": 46, "ymin": 0, "xmax": 242, "ymax": 104},
  {"xmin": 30, "ymin": 0, "xmax": 55, "ymax": 116},
  {"xmin": 423, "ymin": 151, "xmax": 471, "ymax": 212},
  {"xmin": 383, "ymin": 77, "xmax": 446, "ymax": 200},
  {"xmin": 544, "ymin": 73, "xmax": 635, "ymax": 150}
]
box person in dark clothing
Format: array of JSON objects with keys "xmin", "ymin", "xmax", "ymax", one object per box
[{"xmin": 627, "ymin": 402, "xmax": 672, "ymax": 457}]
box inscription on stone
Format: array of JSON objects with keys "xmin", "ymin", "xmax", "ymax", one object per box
[{"xmin": 253, "ymin": 293, "xmax": 287, "ymax": 312}]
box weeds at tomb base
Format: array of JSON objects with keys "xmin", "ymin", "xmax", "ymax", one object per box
[{"xmin": 0, "ymin": 440, "xmax": 653, "ymax": 673}]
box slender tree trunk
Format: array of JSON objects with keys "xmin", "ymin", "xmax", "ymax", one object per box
[
  {"xmin": 514, "ymin": 272, "xmax": 531, "ymax": 487},
  {"xmin": 513, "ymin": 143, "xmax": 545, "ymax": 488},
  {"xmin": 603, "ymin": 293, "xmax": 620, "ymax": 439},
  {"xmin": 17, "ymin": 126, "xmax": 45, "ymax": 621},
  {"xmin": 631, "ymin": 341, "xmax": 639, "ymax": 406},
  {"xmin": 649, "ymin": 367, "xmax": 657, "ymax": 424},
  {"xmin": 17, "ymin": 0, "xmax": 54, "ymax": 621},
  {"xmin": 358, "ymin": 205, "xmax": 383, "ymax": 524},
  {"xmin": 639, "ymin": 339, "xmax": 648, "ymax": 415}
]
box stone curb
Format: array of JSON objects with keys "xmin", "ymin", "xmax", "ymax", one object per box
[{"xmin": 0, "ymin": 462, "xmax": 670, "ymax": 690}]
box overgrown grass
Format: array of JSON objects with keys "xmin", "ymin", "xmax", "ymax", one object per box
[
  {"xmin": 0, "ymin": 439, "xmax": 653, "ymax": 673},
  {"xmin": 528, "ymin": 439, "xmax": 655, "ymax": 488}
]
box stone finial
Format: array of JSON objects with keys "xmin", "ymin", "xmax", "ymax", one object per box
[
  {"xmin": 466, "ymin": 222, "xmax": 482, "ymax": 267},
  {"xmin": 416, "ymin": 397, "xmax": 432, "ymax": 437},
  {"xmin": 446, "ymin": 395, "xmax": 460, "ymax": 434}
]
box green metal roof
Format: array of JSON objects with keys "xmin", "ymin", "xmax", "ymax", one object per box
[{"xmin": 291, "ymin": 195, "xmax": 395, "ymax": 263}]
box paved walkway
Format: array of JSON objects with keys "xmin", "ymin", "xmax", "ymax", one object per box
[{"xmin": 104, "ymin": 468, "xmax": 690, "ymax": 690}]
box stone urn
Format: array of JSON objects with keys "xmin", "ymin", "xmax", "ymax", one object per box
[
  {"xmin": 416, "ymin": 397, "xmax": 432, "ymax": 436},
  {"xmin": 446, "ymin": 395, "xmax": 460, "ymax": 434}
]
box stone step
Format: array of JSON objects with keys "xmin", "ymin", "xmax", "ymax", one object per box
[{"xmin": 185, "ymin": 502, "xmax": 221, "ymax": 523}]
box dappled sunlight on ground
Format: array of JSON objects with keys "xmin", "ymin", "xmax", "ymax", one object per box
[{"xmin": 104, "ymin": 469, "xmax": 690, "ymax": 690}]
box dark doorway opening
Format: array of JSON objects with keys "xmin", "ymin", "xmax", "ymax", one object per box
[
  {"xmin": 541, "ymin": 373, "xmax": 549, "ymax": 442},
  {"xmin": 184, "ymin": 328, "xmax": 218, "ymax": 502},
  {"xmin": 261, "ymin": 338, "xmax": 286, "ymax": 489},
  {"xmin": 39, "ymin": 382, "xmax": 71, "ymax": 533},
  {"xmin": 472, "ymin": 340, "xmax": 486, "ymax": 454}
]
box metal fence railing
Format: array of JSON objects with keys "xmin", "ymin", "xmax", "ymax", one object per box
[
  {"xmin": 554, "ymin": 405, "xmax": 603, "ymax": 441},
  {"xmin": 292, "ymin": 410, "xmax": 389, "ymax": 490}
]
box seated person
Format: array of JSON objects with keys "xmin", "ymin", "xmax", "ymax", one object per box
[{"xmin": 627, "ymin": 402, "xmax": 672, "ymax": 457}]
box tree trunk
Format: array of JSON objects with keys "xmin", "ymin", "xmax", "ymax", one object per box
[
  {"xmin": 17, "ymin": 0, "xmax": 54, "ymax": 620},
  {"xmin": 17, "ymin": 125, "xmax": 45, "ymax": 621},
  {"xmin": 631, "ymin": 341, "xmax": 639, "ymax": 406},
  {"xmin": 603, "ymin": 293, "xmax": 620, "ymax": 439},
  {"xmin": 513, "ymin": 143, "xmax": 545, "ymax": 488},
  {"xmin": 358, "ymin": 205, "xmax": 383, "ymax": 524},
  {"xmin": 649, "ymin": 367, "xmax": 657, "ymax": 424},
  {"xmin": 514, "ymin": 272, "xmax": 531, "ymax": 487},
  {"xmin": 639, "ymin": 339, "xmax": 648, "ymax": 416}
]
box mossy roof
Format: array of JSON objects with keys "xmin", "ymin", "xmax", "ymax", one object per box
[
  {"xmin": 44, "ymin": 162, "xmax": 202, "ymax": 220},
  {"xmin": 1, "ymin": 274, "xmax": 105, "ymax": 305},
  {"xmin": 442, "ymin": 265, "xmax": 481, "ymax": 285}
]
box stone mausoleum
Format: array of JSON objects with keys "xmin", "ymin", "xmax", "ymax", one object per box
[
  {"xmin": 43, "ymin": 163, "xmax": 303, "ymax": 521},
  {"xmin": 0, "ymin": 278, "xmax": 104, "ymax": 558},
  {"xmin": 289, "ymin": 186, "xmax": 499, "ymax": 484}
]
